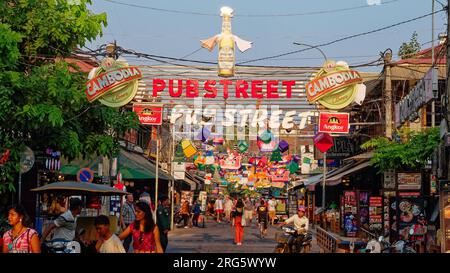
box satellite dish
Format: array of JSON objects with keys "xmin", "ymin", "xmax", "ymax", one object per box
[{"xmin": 20, "ymin": 146, "xmax": 35, "ymax": 173}]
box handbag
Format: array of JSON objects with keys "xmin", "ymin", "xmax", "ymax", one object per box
[{"xmin": 241, "ymin": 216, "xmax": 247, "ymax": 227}]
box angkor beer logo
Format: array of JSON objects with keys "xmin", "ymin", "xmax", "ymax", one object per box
[
  {"xmin": 306, "ymin": 60, "xmax": 365, "ymax": 110},
  {"xmin": 319, "ymin": 112, "xmax": 349, "ymax": 134},
  {"xmin": 86, "ymin": 58, "xmax": 142, "ymax": 107},
  {"xmin": 327, "ymin": 117, "xmax": 341, "ymax": 124}
]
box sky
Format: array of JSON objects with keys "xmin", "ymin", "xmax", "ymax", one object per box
[{"xmin": 87, "ymin": 0, "xmax": 447, "ymax": 72}]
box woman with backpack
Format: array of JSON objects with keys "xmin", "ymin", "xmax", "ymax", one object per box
[{"xmin": 2, "ymin": 205, "xmax": 41, "ymax": 253}]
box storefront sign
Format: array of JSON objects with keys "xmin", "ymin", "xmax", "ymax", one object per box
[
  {"xmin": 395, "ymin": 67, "xmax": 437, "ymax": 125},
  {"xmin": 442, "ymin": 192, "xmax": 450, "ymax": 253},
  {"xmin": 133, "ymin": 103, "xmax": 163, "ymax": 125},
  {"xmin": 397, "ymin": 173, "xmax": 421, "ymax": 190},
  {"xmin": 430, "ymin": 174, "xmax": 437, "ymax": 195},
  {"xmin": 369, "ymin": 196, "xmax": 383, "ymax": 232},
  {"xmin": 86, "ymin": 58, "xmax": 142, "ymax": 107},
  {"xmin": 318, "ymin": 112, "xmax": 349, "ymax": 134},
  {"xmin": 306, "ymin": 60, "xmax": 365, "ymax": 110},
  {"xmin": 199, "ymin": 191, "xmax": 208, "ymax": 212},
  {"xmin": 397, "ymin": 191, "xmax": 424, "ymax": 241},
  {"xmin": 343, "ymin": 191, "xmax": 358, "ymax": 237},
  {"xmin": 172, "ymin": 162, "xmax": 186, "ymax": 180},
  {"xmin": 314, "ymin": 137, "xmax": 362, "ymax": 159}
]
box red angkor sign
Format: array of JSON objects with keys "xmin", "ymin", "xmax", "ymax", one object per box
[
  {"xmin": 132, "ymin": 103, "xmax": 163, "ymax": 125},
  {"xmin": 319, "ymin": 112, "xmax": 350, "ymax": 134}
]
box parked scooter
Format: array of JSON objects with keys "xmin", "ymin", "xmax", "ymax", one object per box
[
  {"xmin": 274, "ymin": 225, "xmax": 312, "ymax": 253},
  {"xmin": 362, "ymin": 228, "xmax": 416, "ymax": 253}
]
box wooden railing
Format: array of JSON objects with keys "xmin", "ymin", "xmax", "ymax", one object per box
[{"xmin": 316, "ymin": 226, "xmax": 339, "ymax": 253}]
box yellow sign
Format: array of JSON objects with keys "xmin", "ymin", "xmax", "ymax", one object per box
[{"xmin": 306, "ymin": 60, "xmax": 365, "ymax": 110}]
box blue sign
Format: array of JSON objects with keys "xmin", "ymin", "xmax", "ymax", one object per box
[{"xmin": 77, "ymin": 168, "xmax": 94, "ymax": 183}]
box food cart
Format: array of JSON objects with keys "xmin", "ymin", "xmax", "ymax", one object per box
[{"xmin": 31, "ymin": 181, "xmax": 129, "ymax": 242}]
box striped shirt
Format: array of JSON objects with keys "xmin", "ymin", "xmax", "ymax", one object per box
[{"xmin": 121, "ymin": 202, "xmax": 135, "ymax": 225}]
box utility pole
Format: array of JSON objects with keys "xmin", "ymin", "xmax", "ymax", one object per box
[
  {"xmin": 384, "ymin": 50, "xmax": 393, "ymax": 138},
  {"xmin": 443, "ymin": 0, "xmax": 450, "ymax": 254},
  {"xmin": 432, "ymin": 0, "xmax": 436, "ymax": 127}
]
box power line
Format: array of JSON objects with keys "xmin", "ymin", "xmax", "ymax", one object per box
[
  {"xmin": 101, "ymin": 0, "xmax": 401, "ymax": 18},
  {"xmin": 237, "ymin": 9, "xmax": 445, "ymax": 65}
]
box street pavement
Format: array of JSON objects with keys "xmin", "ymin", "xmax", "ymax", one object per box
[{"xmin": 166, "ymin": 217, "xmax": 320, "ymax": 253}]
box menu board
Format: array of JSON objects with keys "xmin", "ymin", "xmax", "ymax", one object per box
[
  {"xmin": 389, "ymin": 196, "xmax": 398, "ymax": 241},
  {"xmin": 397, "ymin": 173, "xmax": 421, "ymax": 190},
  {"xmin": 397, "ymin": 191, "xmax": 424, "ymax": 241},
  {"xmin": 369, "ymin": 196, "xmax": 383, "ymax": 233},
  {"xmin": 343, "ymin": 191, "xmax": 358, "ymax": 237},
  {"xmin": 359, "ymin": 191, "xmax": 370, "ymax": 230}
]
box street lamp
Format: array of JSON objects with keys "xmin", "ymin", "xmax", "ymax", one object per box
[{"xmin": 293, "ymin": 42, "xmax": 328, "ymax": 62}]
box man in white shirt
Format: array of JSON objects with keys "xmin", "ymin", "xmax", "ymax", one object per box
[
  {"xmin": 214, "ymin": 196, "xmax": 224, "ymax": 223},
  {"xmin": 224, "ymin": 196, "xmax": 234, "ymax": 223},
  {"xmin": 95, "ymin": 215, "xmax": 125, "ymax": 253},
  {"xmin": 280, "ymin": 206, "xmax": 309, "ymax": 234},
  {"xmin": 41, "ymin": 198, "xmax": 82, "ymax": 243},
  {"xmin": 267, "ymin": 197, "xmax": 278, "ymax": 225}
]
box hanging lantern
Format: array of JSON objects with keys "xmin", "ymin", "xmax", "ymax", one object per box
[
  {"xmin": 181, "ymin": 139, "xmax": 197, "ymax": 158},
  {"xmin": 248, "ymin": 157, "xmax": 257, "ymax": 165},
  {"xmin": 259, "ymin": 130, "xmax": 272, "ymax": 144},
  {"xmin": 237, "ymin": 140, "xmax": 249, "ymax": 153},
  {"xmin": 174, "ymin": 143, "xmax": 186, "ymax": 162},
  {"xmin": 278, "ymin": 140, "xmax": 289, "ymax": 153},
  {"xmin": 292, "ymin": 155, "xmax": 301, "ymax": 163}
]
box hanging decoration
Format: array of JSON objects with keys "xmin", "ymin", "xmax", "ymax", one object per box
[
  {"xmin": 287, "ymin": 160, "xmax": 300, "ymax": 174},
  {"xmin": 278, "ymin": 140, "xmax": 289, "ymax": 153},
  {"xmin": 237, "ymin": 140, "xmax": 249, "ymax": 153},
  {"xmin": 257, "ymin": 157, "xmax": 268, "ymax": 168},
  {"xmin": 197, "ymin": 126, "xmax": 211, "ymax": 143},
  {"xmin": 181, "ymin": 139, "xmax": 197, "ymax": 158},
  {"xmin": 219, "ymin": 153, "xmax": 242, "ymax": 170},
  {"xmin": 174, "ymin": 143, "xmax": 186, "ymax": 162},
  {"xmin": 0, "ymin": 149, "xmax": 10, "ymax": 165},
  {"xmin": 205, "ymin": 150, "xmax": 215, "ymax": 165},
  {"xmin": 200, "ymin": 7, "xmax": 252, "ymax": 77},
  {"xmin": 270, "ymin": 169, "xmax": 290, "ymax": 182},
  {"xmin": 257, "ymin": 139, "xmax": 277, "ymax": 152},
  {"xmin": 270, "ymin": 148, "xmax": 283, "ymax": 162},
  {"xmin": 292, "ymin": 155, "xmax": 301, "ymax": 163},
  {"xmin": 259, "ymin": 130, "xmax": 273, "ymax": 144},
  {"xmin": 213, "ymin": 137, "xmax": 224, "ymax": 145}
]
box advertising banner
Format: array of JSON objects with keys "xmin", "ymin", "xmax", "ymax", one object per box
[
  {"xmin": 397, "ymin": 173, "xmax": 421, "ymax": 190},
  {"xmin": 319, "ymin": 112, "xmax": 350, "ymax": 134},
  {"xmin": 133, "ymin": 103, "xmax": 163, "ymax": 125},
  {"xmin": 369, "ymin": 196, "xmax": 383, "ymax": 233}
]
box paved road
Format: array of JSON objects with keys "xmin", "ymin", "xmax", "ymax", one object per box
[{"xmin": 166, "ymin": 217, "xmax": 320, "ymax": 253}]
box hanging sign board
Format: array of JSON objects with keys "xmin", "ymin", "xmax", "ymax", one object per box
[
  {"xmin": 172, "ymin": 162, "xmax": 186, "ymax": 180},
  {"xmin": 313, "ymin": 132, "xmax": 333, "ymax": 153},
  {"xmin": 319, "ymin": 112, "xmax": 350, "ymax": 134},
  {"xmin": 133, "ymin": 103, "xmax": 163, "ymax": 125},
  {"xmin": 397, "ymin": 173, "xmax": 421, "ymax": 190},
  {"xmin": 306, "ymin": 60, "xmax": 365, "ymax": 110},
  {"xmin": 86, "ymin": 58, "xmax": 142, "ymax": 107}
]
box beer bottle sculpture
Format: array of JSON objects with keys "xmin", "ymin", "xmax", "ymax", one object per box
[{"xmin": 200, "ymin": 7, "xmax": 252, "ymax": 77}]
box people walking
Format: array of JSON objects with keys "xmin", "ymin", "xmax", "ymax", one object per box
[
  {"xmin": 119, "ymin": 201, "xmax": 163, "ymax": 253},
  {"xmin": 256, "ymin": 199, "xmax": 269, "ymax": 238},
  {"xmin": 191, "ymin": 200, "xmax": 201, "ymax": 227},
  {"xmin": 2, "ymin": 205, "xmax": 40, "ymax": 253},
  {"xmin": 268, "ymin": 196, "xmax": 278, "ymax": 225},
  {"xmin": 224, "ymin": 196, "xmax": 233, "ymax": 223},
  {"xmin": 157, "ymin": 196, "xmax": 171, "ymax": 252},
  {"xmin": 180, "ymin": 200, "xmax": 191, "ymax": 228},
  {"xmin": 214, "ymin": 196, "xmax": 224, "ymax": 223},
  {"xmin": 94, "ymin": 215, "xmax": 125, "ymax": 253},
  {"xmin": 243, "ymin": 197, "xmax": 254, "ymax": 225},
  {"xmin": 119, "ymin": 193, "xmax": 135, "ymax": 252},
  {"xmin": 231, "ymin": 199, "xmax": 245, "ymax": 245}
]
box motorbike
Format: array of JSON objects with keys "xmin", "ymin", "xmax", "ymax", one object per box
[
  {"xmin": 274, "ymin": 225, "xmax": 312, "ymax": 253},
  {"xmin": 42, "ymin": 228, "xmax": 91, "ymax": 253},
  {"xmin": 362, "ymin": 228, "xmax": 417, "ymax": 253}
]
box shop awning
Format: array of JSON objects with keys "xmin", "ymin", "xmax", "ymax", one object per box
[
  {"xmin": 60, "ymin": 148, "xmax": 171, "ymax": 180},
  {"xmin": 31, "ymin": 181, "xmax": 129, "ymax": 196},
  {"xmin": 303, "ymin": 159, "xmax": 370, "ymax": 187}
]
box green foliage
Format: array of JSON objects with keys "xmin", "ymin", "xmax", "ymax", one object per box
[
  {"xmin": 398, "ymin": 31, "xmax": 421, "ymax": 59},
  {"xmin": 361, "ymin": 127, "xmax": 440, "ymax": 172},
  {"xmin": 0, "ymin": 0, "xmax": 138, "ymax": 193}
]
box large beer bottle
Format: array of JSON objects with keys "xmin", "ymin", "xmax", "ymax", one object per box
[{"xmin": 218, "ymin": 13, "xmax": 235, "ymax": 77}]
